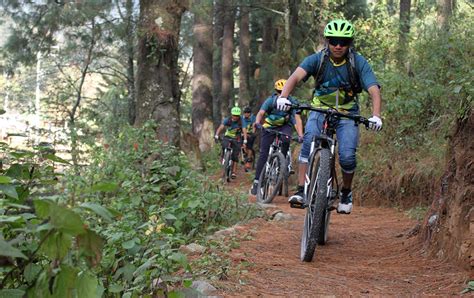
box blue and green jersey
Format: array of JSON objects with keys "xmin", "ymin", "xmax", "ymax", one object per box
[
  {"xmin": 259, "ymin": 94, "xmax": 299, "ymax": 129},
  {"xmin": 299, "ymin": 51, "xmax": 379, "ymax": 112},
  {"xmin": 222, "ymin": 117, "xmax": 243, "ymax": 139},
  {"xmin": 242, "ymin": 114, "xmax": 256, "ymax": 134}
]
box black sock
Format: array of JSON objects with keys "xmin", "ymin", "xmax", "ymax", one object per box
[
  {"xmin": 297, "ymin": 185, "xmax": 304, "ymax": 192},
  {"xmin": 341, "ymin": 187, "xmax": 351, "ymax": 196}
]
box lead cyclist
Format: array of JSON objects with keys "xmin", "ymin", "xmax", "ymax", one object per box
[{"xmin": 275, "ymin": 19, "xmax": 383, "ymax": 214}]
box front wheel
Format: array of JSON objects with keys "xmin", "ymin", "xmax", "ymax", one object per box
[
  {"xmin": 257, "ymin": 152, "xmax": 286, "ymax": 204},
  {"xmin": 301, "ymin": 148, "xmax": 331, "ymax": 262},
  {"xmin": 222, "ymin": 150, "xmax": 232, "ymax": 183}
]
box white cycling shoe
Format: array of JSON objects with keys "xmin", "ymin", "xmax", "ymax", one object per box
[{"xmin": 337, "ymin": 202, "xmax": 353, "ymax": 214}]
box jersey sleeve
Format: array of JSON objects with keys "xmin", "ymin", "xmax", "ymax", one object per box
[
  {"xmin": 299, "ymin": 53, "xmax": 321, "ymax": 82},
  {"xmin": 355, "ymin": 54, "xmax": 380, "ymax": 91},
  {"xmin": 222, "ymin": 117, "xmax": 230, "ymax": 126},
  {"xmin": 259, "ymin": 97, "xmax": 274, "ymax": 112}
]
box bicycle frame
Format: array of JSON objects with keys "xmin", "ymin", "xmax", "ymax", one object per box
[
  {"xmin": 292, "ymin": 103, "xmax": 371, "ymax": 261},
  {"xmin": 305, "ymin": 112, "xmax": 340, "ymax": 206}
]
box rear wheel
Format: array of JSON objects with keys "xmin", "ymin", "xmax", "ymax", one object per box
[
  {"xmin": 301, "ymin": 148, "xmax": 331, "ymax": 262},
  {"xmin": 257, "ymin": 152, "xmax": 286, "ymax": 204}
]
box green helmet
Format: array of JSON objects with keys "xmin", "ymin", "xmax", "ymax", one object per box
[
  {"xmin": 231, "ymin": 105, "xmax": 241, "ymax": 116},
  {"xmin": 324, "ymin": 19, "xmax": 355, "ymax": 38}
]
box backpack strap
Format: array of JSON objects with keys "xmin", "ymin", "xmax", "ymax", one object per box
[
  {"xmin": 314, "ymin": 48, "xmax": 330, "ymax": 90},
  {"xmin": 346, "ymin": 48, "xmax": 362, "ymax": 94}
]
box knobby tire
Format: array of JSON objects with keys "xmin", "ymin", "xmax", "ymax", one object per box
[
  {"xmin": 257, "ymin": 152, "xmax": 286, "ymax": 204},
  {"xmin": 301, "ymin": 148, "xmax": 331, "ymax": 262}
]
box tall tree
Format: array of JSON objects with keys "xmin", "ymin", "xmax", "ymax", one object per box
[
  {"xmin": 397, "ymin": 0, "xmax": 411, "ymax": 66},
  {"xmin": 220, "ymin": 3, "xmax": 235, "ymax": 116},
  {"xmin": 256, "ymin": 15, "xmax": 275, "ymax": 101},
  {"xmin": 124, "ymin": 0, "xmax": 136, "ymax": 125},
  {"xmin": 192, "ymin": 0, "xmax": 214, "ymax": 152},
  {"xmin": 437, "ymin": 0, "xmax": 454, "ymax": 31},
  {"xmin": 238, "ymin": 5, "xmax": 250, "ymax": 107},
  {"xmin": 343, "ymin": 0, "xmax": 368, "ymax": 20},
  {"xmin": 316, "ymin": 0, "xmax": 328, "ymax": 49},
  {"xmin": 212, "ymin": 0, "xmax": 225, "ymax": 127},
  {"xmin": 134, "ymin": 0, "xmax": 188, "ymax": 148},
  {"xmin": 289, "ymin": 0, "xmax": 299, "ymax": 61}
]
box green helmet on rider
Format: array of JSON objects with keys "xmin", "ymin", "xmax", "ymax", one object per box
[
  {"xmin": 324, "ymin": 19, "xmax": 355, "ymax": 38},
  {"xmin": 231, "ymin": 104, "xmax": 241, "ymax": 116}
]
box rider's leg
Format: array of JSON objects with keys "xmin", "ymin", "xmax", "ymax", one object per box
[
  {"xmin": 279, "ymin": 125, "xmax": 292, "ymax": 157},
  {"xmin": 251, "ymin": 130, "xmax": 275, "ymax": 195},
  {"xmin": 230, "ymin": 139, "xmax": 240, "ymax": 178},
  {"xmin": 336, "ymin": 118, "xmax": 359, "ymax": 213},
  {"xmin": 254, "ymin": 130, "xmax": 274, "ymax": 181},
  {"xmin": 342, "ymin": 171, "xmax": 354, "ymax": 189}
]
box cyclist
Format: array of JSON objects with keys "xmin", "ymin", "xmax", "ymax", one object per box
[
  {"xmin": 276, "ymin": 19, "xmax": 382, "ymax": 214},
  {"xmin": 214, "ymin": 105, "xmax": 248, "ymax": 179},
  {"xmin": 250, "ymin": 79, "xmax": 304, "ymax": 196},
  {"xmin": 242, "ymin": 106, "xmax": 257, "ymax": 172}
]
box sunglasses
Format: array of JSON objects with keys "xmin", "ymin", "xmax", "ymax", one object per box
[{"xmin": 328, "ymin": 38, "xmax": 352, "ymax": 47}]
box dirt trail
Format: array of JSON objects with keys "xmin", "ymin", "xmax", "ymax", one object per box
[{"xmin": 215, "ymin": 169, "xmax": 472, "ymax": 296}]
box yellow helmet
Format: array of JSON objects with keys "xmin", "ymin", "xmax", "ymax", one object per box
[{"xmin": 274, "ymin": 79, "xmax": 287, "ymax": 91}]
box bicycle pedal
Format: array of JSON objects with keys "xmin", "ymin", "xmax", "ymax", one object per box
[{"xmin": 290, "ymin": 202, "xmax": 306, "ymax": 209}]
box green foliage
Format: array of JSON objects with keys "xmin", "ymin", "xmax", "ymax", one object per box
[
  {"xmin": 0, "ymin": 144, "xmax": 104, "ymax": 296},
  {"xmin": 356, "ymin": 6, "xmax": 473, "ymax": 206},
  {"xmin": 461, "ymin": 281, "xmax": 474, "ymax": 294},
  {"xmin": 0, "ymin": 123, "xmax": 260, "ymax": 295},
  {"xmin": 65, "ymin": 123, "xmax": 258, "ymax": 295}
]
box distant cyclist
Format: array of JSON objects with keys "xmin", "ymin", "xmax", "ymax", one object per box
[
  {"xmin": 275, "ymin": 19, "xmax": 383, "ymax": 214},
  {"xmin": 242, "ymin": 106, "xmax": 256, "ymax": 172},
  {"xmin": 214, "ymin": 105, "xmax": 248, "ymax": 180},
  {"xmin": 250, "ymin": 79, "xmax": 304, "ymax": 196}
]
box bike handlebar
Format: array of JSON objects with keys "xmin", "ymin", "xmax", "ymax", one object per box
[{"xmin": 286, "ymin": 103, "xmax": 371, "ymax": 128}]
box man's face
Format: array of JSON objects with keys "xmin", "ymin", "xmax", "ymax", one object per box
[
  {"xmin": 231, "ymin": 115, "xmax": 240, "ymax": 121},
  {"xmin": 327, "ymin": 37, "xmax": 352, "ymax": 59},
  {"xmin": 244, "ymin": 112, "xmax": 251, "ymax": 118}
]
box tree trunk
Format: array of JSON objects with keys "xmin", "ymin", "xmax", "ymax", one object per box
[
  {"xmin": 256, "ymin": 16, "xmax": 275, "ymax": 102},
  {"xmin": 397, "ymin": 0, "xmax": 411, "ymax": 66},
  {"xmin": 134, "ymin": 0, "xmax": 187, "ymax": 148},
  {"xmin": 316, "ymin": 0, "xmax": 328, "ymax": 50},
  {"xmin": 289, "ymin": 0, "xmax": 299, "ymax": 62},
  {"xmin": 125, "ymin": 0, "xmax": 136, "ymax": 125},
  {"xmin": 220, "ymin": 4, "xmax": 235, "ymax": 117},
  {"xmin": 238, "ymin": 5, "xmax": 250, "ymax": 107},
  {"xmin": 212, "ymin": 0, "xmax": 224, "ymax": 128},
  {"xmin": 192, "ymin": 0, "xmax": 214, "ymax": 152},
  {"xmin": 344, "ymin": 0, "xmax": 367, "ymax": 20},
  {"xmin": 437, "ymin": 0, "xmax": 453, "ymax": 31}
]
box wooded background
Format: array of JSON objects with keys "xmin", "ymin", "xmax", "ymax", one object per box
[{"xmin": 0, "ymin": 0, "xmax": 471, "ymax": 296}]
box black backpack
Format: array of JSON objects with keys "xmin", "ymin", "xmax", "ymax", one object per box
[{"xmin": 314, "ymin": 47, "xmax": 363, "ymax": 98}]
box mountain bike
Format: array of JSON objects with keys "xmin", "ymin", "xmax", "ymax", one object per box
[
  {"xmin": 288, "ymin": 103, "xmax": 372, "ymax": 262},
  {"xmin": 257, "ymin": 128, "xmax": 297, "ymax": 204},
  {"xmin": 219, "ymin": 137, "xmax": 236, "ymax": 183}
]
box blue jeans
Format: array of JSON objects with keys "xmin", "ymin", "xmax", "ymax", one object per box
[{"xmin": 298, "ymin": 111, "xmax": 359, "ymax": 173}]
